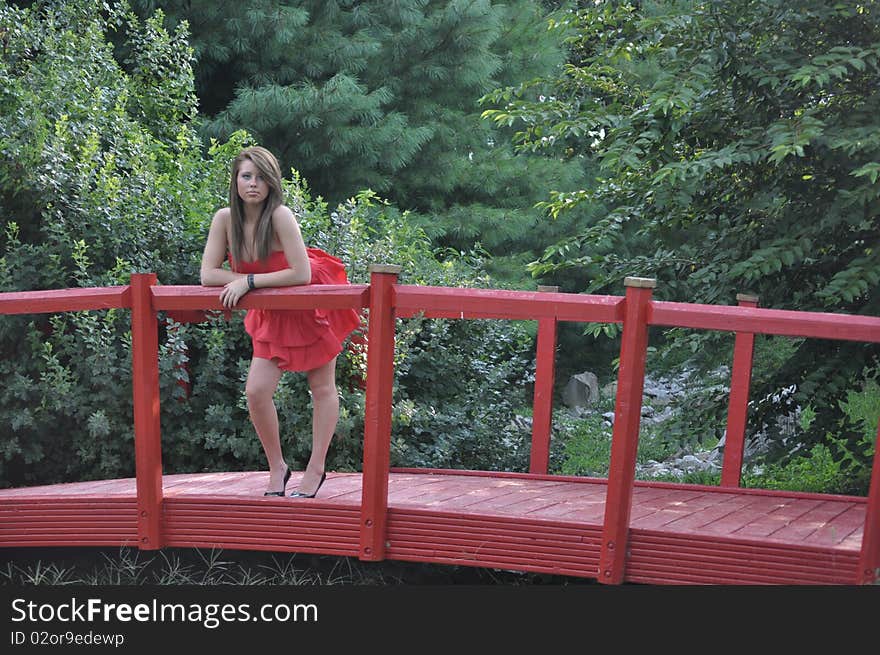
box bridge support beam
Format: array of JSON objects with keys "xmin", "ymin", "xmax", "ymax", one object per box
[
  {"xmin": 599, "ymin": 276, "xmax": 655, "ymax": 584},
  {"xmin": 720, "ymin": 293, "xmax": 759, "ymax": 487},
  {"xmin": 858, "ymin": 421, "xmax": 880, "ymax": 583},
  {"xmin": 359, "ymin": 264, "xmax": 401, "ymax": 561},
  {"xmin": 130, "ymin": 273, "xmax": 164, "ymax": 550},
  {"xmin": 530, "ymin": 285, "xmax": 559, "ymax": 474}
]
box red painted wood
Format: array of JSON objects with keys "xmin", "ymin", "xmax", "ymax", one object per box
[
  {"xmin": 626, "ymin": 530, "xmax": 861, "ymax": 584},
  {"xmin": 530, "ymin": 310, "xmax": 558, "ymax": 474},
  {"xmin": 151, "ymin": 284, "xmax": 369, "ymax": 311},
  {"xmin": 3, "ymin": 275, "xmax": 879, "ymax": 585},
  {"xmin": 858, "ymin": 422, "xmax": 880, "ymax": 583},
  {"xmin": 394, "ymin": 285, "xmax": 624, "ymax": 322},
  {"xmin": 0, "ymin": 472, "xmax": 866, "ymax": 583},
  {"xmin": 723, "ymin": 497, "xmax": 824, "ymax": 538},
  {"xmin": 599, "ymin": 279, "xmax": 655, "ymax": 584},
  {"xmin": 130, "ymin": 273, "xmax": 164, "ymax": 549},
  {"xmin": 651, "ymin": 300, "xmax": 880, "ymax": 343},
  {"xmin": 721, "ymin": 295, "xmax": 758, "ymax": 487},
  {"xmin": 733, "ymin": 500, "xmax": 849, "ymax": 544},
  {"xmin": 0, "ymin": 286, "xmax": 131, "ymax": 314},
  {"xmin": 359, "ymin": 266, "xmax": 400, "ymax": 561}
]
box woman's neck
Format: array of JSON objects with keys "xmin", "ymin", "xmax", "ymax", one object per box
[{"xmin": 243, "ymin": 207, "xmax": 261, "ymax": 224}]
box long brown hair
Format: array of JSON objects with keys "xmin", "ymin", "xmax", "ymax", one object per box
[{"xmin": 228, "ymin": 146, "xmax": 284, "ymax": 265}]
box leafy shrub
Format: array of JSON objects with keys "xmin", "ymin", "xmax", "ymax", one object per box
[
  {"xmin": 0, "ymin": 0, "xmax": 226, "ymax": 486},
  {"xmin": 0, "ymin": 2, "xmax": 538, "ymax": 486}
]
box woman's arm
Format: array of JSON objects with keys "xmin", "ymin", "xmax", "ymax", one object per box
[
  {"xmin": 200, "ymin": 206, "xmax": 311, "ymax": 308},
  {"xmin": 200, "ymin": 209, "xmax": 240, "ymax": 287},
  {"xmin": 247, "ymin": 206, "xmax": 311, "ymax": 289},
  {"xmin": 200, "ymin": 209, "xmax": 253, "ymax": 308}
]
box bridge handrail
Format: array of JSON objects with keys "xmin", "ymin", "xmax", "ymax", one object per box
[
  {"xmin": 651, "ymin": 300, "xmax": 880, "ymax": 342},
  {"xmin": 0, "ymin": 270, "xmax": 876, "ymax": 584}
]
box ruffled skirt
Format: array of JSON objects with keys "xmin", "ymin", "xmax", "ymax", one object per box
[{"xmin": 244, "ymin": 249, "xmax": 361, "ymax": 372}]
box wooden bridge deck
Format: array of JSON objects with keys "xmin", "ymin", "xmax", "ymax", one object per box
[{"xmin": 0, "ymin": 470, "xmax": 865, "ymax": 585}]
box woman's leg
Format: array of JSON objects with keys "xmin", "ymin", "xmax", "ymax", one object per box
[
  {"xmin": 295, "ymin": 356, "xmax": 339, "ymax": 495},
  {"xmin": 246, "ymin": 356, "xmax": 287, "ymax": 493}
]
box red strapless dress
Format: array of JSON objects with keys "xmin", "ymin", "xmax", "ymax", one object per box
[{"xmin": 231, "ymin": 248, "xmax": 361, "ymax": 372}]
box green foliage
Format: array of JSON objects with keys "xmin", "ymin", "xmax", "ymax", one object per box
[
  {"xmin": 555, "ymin": 411, "xmax": 613, "ymax": 477},
  {"xmin": 0, "ymin": 0, "xmax": 228, "ymax": 486},
  {"xmin": 553, "ymin": 398, "xmax": 683, "ymax": 479},
  {"xmin": 286, "ymin": 177, "xmax": 539, "ymax": 472},
  {"xmin": 483, "ymin": 0, "xmax": 880, "ymax": 463},
  {"xmin": 129, "ymin": 0, "xmax": 587, "ymax": 288},
  {"xmin": 742, "ymin": 443, "xmax": 850, "ymax": 494},
  {"xmin": 0, "ymin": 1, "xmax": 541, "ymax": 488}
]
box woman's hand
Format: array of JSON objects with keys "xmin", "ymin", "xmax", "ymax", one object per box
[{"xmin": 219, "ymin": 276, "xmax": 251, "ymax": 307}]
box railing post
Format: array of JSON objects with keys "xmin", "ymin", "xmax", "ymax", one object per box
[
  {"xmin": 857, "ymin": 420, "xmax": 880, "ymax": 584},
  {"xmin": 130, "ymin": 273, "xmax": 164, "ymax": 550},
  {"xmin": 599, "ymin": 276, "xmax": 655, "ymax": 584},
  {"xmin": 359, "ymin": 264, "xmax": 401, "ymax": 562},
  {"xmin": 530, "ymin": 285, "xmax": 559, "ymax": 475},
  {"xmin": 720, "ymin": 293, "xmax": 759, "ymax": 487}
]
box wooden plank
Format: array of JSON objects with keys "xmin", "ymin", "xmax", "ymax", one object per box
[
  {"xmin": 386, "ymin": 537, "xmax": 599, "ymax": 566},
  {"xmin": 727, "ymin": 497, "xmax": 826, "ymax": 539},
  {"xmin": 625, "ymin": 560, "xmax": 853, "ymax": 585},
  {"xmin": 600, "ymin": 280, "xmax": 654, "ymax": 584},
  {"xmin": 653, "ymin": 493, "xmax": 764, "ymax": 534},
  {"xmin": 389, "ymin": 510, "xmax": 603, "ymax": 540},
  {"xmin": 498, "ymin": 484, "xmax": 608, "ymax": 519},
  {"xmin": 697, "ymin": 495, "xmax": 805, "ymax": 536},
  {"xmin": 764, "ymin": 500, "xmax": 860, "ymax": 545},
  {"xmin": 163, "ymin": 512, "xmax": 360, "ymax": 530},
  {"xmin": 130, "ymin": 273, "xmax": 163, "ymax": 550},
  {"xmin": 388, "ymin": 518, "xmax": 598, "ymax": 546},
  {"xmin": 359, "ymin": 266, "xmax": 399, "ymax": 561},
  {"xmin": 530, "ymin": 309, "xmax": 558, "ymax": 474},
  {"xmin": 651, "ymin": 301, "xmax": 880, "ymax": 343},
  {"xmin": 808, "ymin": 505, "xmax": 866, "ymax": 546},
  {"xmin": 151, "ymin": 284, "xmax": 369, "ymax": 311},
  {"xmin": 721, "ymin": 295, "xmax": 759, "ymax": 487},
  {"xmin": 387, "ymin": 550, "xmax": 597, "ymax": 579},
  {"xmin": 631, "ymin": 538, "xmax": 860, "ymax": 567},
  {"xmin": 162, "ymin": 526, "xmax": 360, "ymax": 543},
  {"xmin": 0, "ymin": 286, "xmax": 131, "ymax": 314},
  {"xmin": 627, "ymin": 551, "xmax": 854, "ymax": 582},
  {"xmin": 629, "ymin": 492, "xmax": 723, "ymax": 530},
  {"xmin": 632, "ymin": 527, "xmax": 861, "ymax": 558},
  {"xmin": 393, "ymin": 285, "xmax": 624, "ymax": 322}
]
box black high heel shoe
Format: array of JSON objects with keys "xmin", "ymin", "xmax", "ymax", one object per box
[
  {"xmin": 289, "ymin": 472, "xmax": 326, "ymax": 499},
  {"xmin": 263, "ymin": 467, "xmax": 291, "ymax": 497}
]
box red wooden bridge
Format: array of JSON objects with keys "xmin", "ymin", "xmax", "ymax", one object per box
[{"xmin": 1, "ymin": 267, "xmax": 878, "ymax": 585}]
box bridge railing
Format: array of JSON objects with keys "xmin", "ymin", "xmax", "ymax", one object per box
[
  {"xmin": 1, "ymin": 267, "xmax": 878, "ymax": 584},
  {"xmin": 369, "ymin": 268, "xmax": 880, "ymax": 585}
]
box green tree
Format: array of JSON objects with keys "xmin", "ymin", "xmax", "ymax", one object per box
[
  {"xmin": 0, "ymin": 0, "xmax": 242, "ymax": 487},
  {"xmin": 130, "ymin": 0, "xmax": 587, "ymax": 284},
  {"xmin": 0, "ymin": 0, "xmax": 538, "ymax": 488},
  {"xmin": 483, "ymin": 0, "xmax": 880, "ymax": 460}
]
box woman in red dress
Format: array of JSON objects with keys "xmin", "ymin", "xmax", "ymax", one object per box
[{"xmin": 200, "ymin": 146, "xmax": 359, "ymax": 498}]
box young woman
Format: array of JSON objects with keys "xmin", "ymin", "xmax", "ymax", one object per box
[{"xmin": 200, "ymin": 146, "xmax": 360, "ymax": 497}]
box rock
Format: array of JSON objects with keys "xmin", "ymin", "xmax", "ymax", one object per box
[{"xmin": 562, "ymin": 371, "xmax": 600, "ymax": 411}]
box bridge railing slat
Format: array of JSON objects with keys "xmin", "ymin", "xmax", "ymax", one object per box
[{"xmin": 1, "ymin": 274, "xmax": 878, "ymax": 584}]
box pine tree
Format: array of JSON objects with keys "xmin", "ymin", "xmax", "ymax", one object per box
[{"xmin": 131, "ymin": 0, "xmax": 586, "ymax": 283}]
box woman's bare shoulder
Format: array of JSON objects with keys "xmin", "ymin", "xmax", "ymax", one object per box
[
  {"xmin": 271, "ymin": 204, "xmax": 297, "ymax": 221},
  {"xmin": 212, "ymin": 206, "xmax": 232, "ymax": 225}
]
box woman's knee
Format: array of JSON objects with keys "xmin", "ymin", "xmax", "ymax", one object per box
[
  {"xmin": 246, "ymin": 378, "xmax": 276, "ymax": 407},
  {"xmin": 246, "ymin": 358, "xmax": 281, "ymax": 406},
  {"xmin": 309, "ymin": 379, "xmax": 338, "ymax": 404}
]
